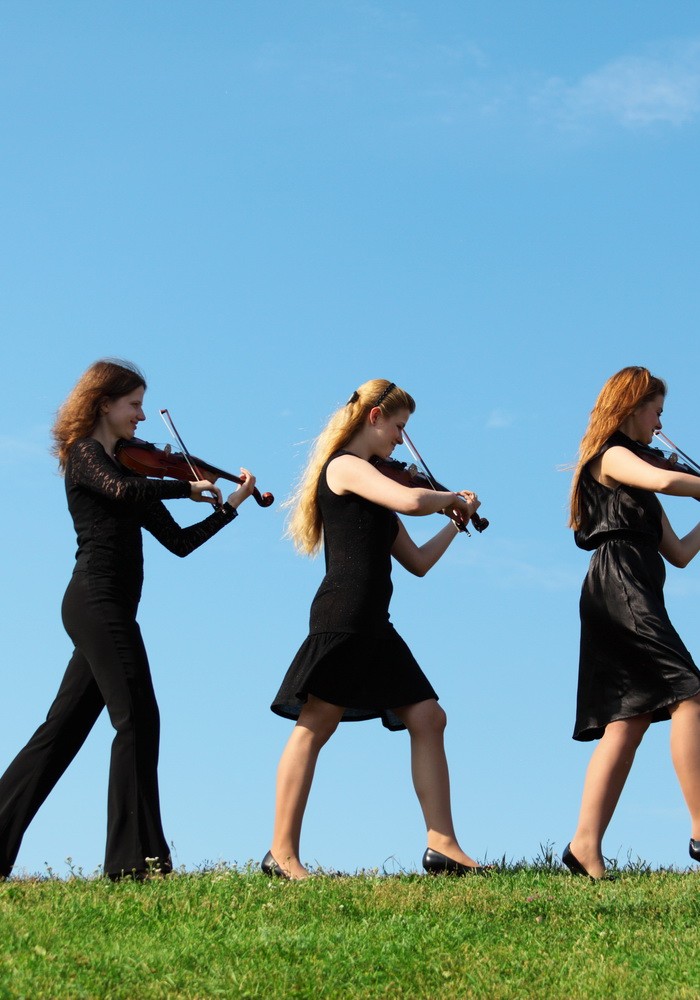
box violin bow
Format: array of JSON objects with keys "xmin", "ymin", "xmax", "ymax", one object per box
[
  {"xmin": 159, "ymin": 408, "xmax": 219, "ymax": 505},
  {"xmin": 401, "ymin": 428, "xmax": 471, "ymax": 535},
  {"xmin": 654, "ymin": 431, "xmax": 700, "ymax": 476}
]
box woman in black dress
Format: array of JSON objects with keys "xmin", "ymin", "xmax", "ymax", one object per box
[
  {"xmin": 264, "ymin": 379, "xmax": 483, "ymax": 879},
  {"xmin": 565, "ymin": 366, "xmax": 700, "ymax": 879},
  {"xmin": 0, "ymin": 359, "xmax": 256, "ymax": 880}
]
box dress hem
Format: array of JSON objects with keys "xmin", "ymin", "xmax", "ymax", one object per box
[{"xmin": 573, "ymin": 681, "xmax": 700, "ymax": 741}]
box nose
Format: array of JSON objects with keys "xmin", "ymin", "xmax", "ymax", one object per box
[{"xmin": 137, "ymin": 409, "xmax": 145, "ymax": 422}]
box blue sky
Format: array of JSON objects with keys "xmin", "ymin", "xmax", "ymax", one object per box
[{"xmin": 2, "ymin": 1, "xmax": 700, "ymax": 876}]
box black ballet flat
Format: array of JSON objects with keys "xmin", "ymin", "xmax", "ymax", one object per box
[
  {"xmin": 422, "ymin": 848, "xmax": 488, "ymax": 876},
  {"xmin": 261, "ymin": 850, "xmax": 290, "ymax": 880},
  {"xmin": 562, "ymin": 842, "xmax": 616, "ymax": 882},
  {"xmin": 689, "ymin": 838, "xmax": 700, "ymax": 862}
]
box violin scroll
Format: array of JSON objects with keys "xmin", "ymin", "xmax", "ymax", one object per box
[{"xmin": 115, "ymin": 438, "xmax": 274, "ymax": 508}]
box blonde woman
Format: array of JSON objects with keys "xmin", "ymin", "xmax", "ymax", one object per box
[
  {"xmin": 264, "ymin": 379, "xmax": 484, "ymax": 879},
  {"xmin": 565, "ymin": 366, "xmax": 700, "ymax": 879},
  {"xmin": 0, "ymin": 359, "xmax": 256, "ymax": 880}
]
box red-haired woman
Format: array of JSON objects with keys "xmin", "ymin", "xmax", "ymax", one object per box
[
  {"xmin": 263, "ymin": 379, "xmax": 483, "ymax": 879},
  {"xmin": 565, "ymin": 366, "xmax": 700, "ymax": 879},
  {"xmin": 0, "ymin": 359, "xmax": 256, "ymax": 880}
]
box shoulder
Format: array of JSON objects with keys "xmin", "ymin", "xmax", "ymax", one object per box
[
  {"xmin": 586, "ymin": 432, "xmax": 635, "ymax": 472},
  {"xmin": 70, "ymin": 437, "xmax": 102, "ymax": 456},
  {"xmin": 600, "ymin": 431, "xmax": 636, "ymax": 457},
  {"xmin": 67, "ymin": 437, "xmax": 102, "ymax": 464},
  {"xmin": 325, "ymin": 450, "xmax": 368, "ymax": 478},
  {"xmin": 324, "ymin": 451, "xmax": 367, "ymax": 492},
  {"xmin": 326, "ymin": 448, "xmax": 358, "ymax": 463}
]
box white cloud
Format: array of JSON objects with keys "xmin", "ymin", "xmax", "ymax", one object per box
[
  {"xmin": 486, "ymin": 409, "xmax": 514, "ymax": 429},
  {"xmin": 536, "ymin": 40, "xmax": 700, "ymax": 130}
]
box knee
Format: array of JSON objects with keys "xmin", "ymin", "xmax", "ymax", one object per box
[
  {"xmin": 109, "ymin": 694, "xmax": 160, "ymax": 736},
  {"xmin": 296, "ymin": 702, "xmax": 342, "ymax": 747},
  {"xmin": 302, "ymin": 718, "xmax": 339, "ymax": 749},
  {"xmin": 406, "ymin": 700, "xmax": 447, "ymax": 737},
  {"xmin": 669, "ymin": 693, "xmax": 700, "ymax": 719},
  {"xmin": 606, "ymin": 716, "xmax": 650, "ymax": 752}
]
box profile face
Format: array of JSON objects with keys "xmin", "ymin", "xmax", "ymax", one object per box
[
  {"xmin": 373, "ymin": 406, "xmax": 411, "ymax": 459},
  {"xmin": 627, "ymin": 394, "xmax": 664, "ymax": 445},
  {"xmin": 101, "ymin": 387, "xmax": 146, "ymax": 441}
]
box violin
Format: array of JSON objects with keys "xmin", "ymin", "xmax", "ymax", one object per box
[
  {"xmin": 629, "ymin": 431, "xmax": 700, "ymax": 500},
  {"xmin": 115, "ymin": 438, "xmax": 275, "ymax": 508},
  {"xmin": 370, "ymin": 456, "xmax": 489, "ymax": 534}
]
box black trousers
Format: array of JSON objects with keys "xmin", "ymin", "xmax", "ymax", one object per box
[{"xmin": 0, "ymin": 572, "xmax": 170, "ymax": 877}]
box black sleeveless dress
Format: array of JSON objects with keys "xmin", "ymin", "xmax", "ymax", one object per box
[
  {"xmin": 573, "ymin": 431, "xmax": 700, "ymax": 741},
  {"xmin": 271, "ymin": 451, "xmax": 438, "ymax": 731}
]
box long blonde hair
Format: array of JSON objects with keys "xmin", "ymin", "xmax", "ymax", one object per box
[
  {"xmin": 569, "ymin": 366, "xmax": 666, "ymax": 529},
  {"xmin": 52, "ymin": 359, "xmax": 147, "ymax": 471},
  {"xmin": 286, "ymin": 378, "xmax": 416, "ymax": 555}
]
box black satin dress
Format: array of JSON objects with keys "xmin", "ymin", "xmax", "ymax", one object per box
[
  {"xmin": 573, "ymin": 431, "xmax": 700, "ymax": 741},
  {"xmin": 271, "ymin": 451, "xmax": 437, "ymax": 732}
]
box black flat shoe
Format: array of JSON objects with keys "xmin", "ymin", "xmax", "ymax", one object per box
[
  {"xmin": 689, "ymin": 838, "xmax": 700, "ymax": 862},
  {"xmin": 562, "ymin": 842, "xmax": 616, "ymax": 881},
  {"xmin": 261, "ymin": 850, "xmax": 290, "ymax": 879},
  {"xmin": 422, "ymin": 848, "xmax": 487, "ymax": 876}
]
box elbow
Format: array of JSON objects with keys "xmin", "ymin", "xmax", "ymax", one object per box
[
  {"xmin": 658, "ymin": 472, "xmax": 684, "ymax": 495},
  {"xmin": 407, "ymin": 560, "xmax": 430, "ymax": 578},
  {"xmin": 665, "ymin": 550, "xmax": 688, "ymax": 569},
  {"xmin": 403, "ymin": 494, "xmax": 428, "ymax": 516},
  {"xmin": 167, "ymin": 545, "xmax": 190, "ymax": 558}
]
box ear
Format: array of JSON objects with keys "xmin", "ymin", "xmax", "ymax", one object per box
[{"xmin": 368, "ymin": 406, "xmax": 382, "ymax": 425}]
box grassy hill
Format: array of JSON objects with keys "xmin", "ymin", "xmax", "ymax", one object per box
[{"xmin": 2, "ymin": 855, "xmax": 700, "ymax": 998}]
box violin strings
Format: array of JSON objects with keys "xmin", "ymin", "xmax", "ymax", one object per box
[
  {"xmin": 654, "ymin": 431, "xmax": 700, "ymax": 475},
  {"xmin": 401, "ymin": 429, "xmax": 437, "ymax": 490},
  {"xmin": 159, "ymin": 409, "xmax": 204, "ymax": 483}
]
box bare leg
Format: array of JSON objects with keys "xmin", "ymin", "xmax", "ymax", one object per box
[
  {"xmin": 393, "ymin": 699, "xmax": 480, "ymax": 868},
  {"xmin": 669, "ymin": 694, "xmax": 700, "ymax": 839},
  {"xmin": 569, "ymin": 714, "xmax": 651, "ymax": 878},
  {"xmin": 270, "ymin": 695, "xmax": 345, "ymax": 879}
]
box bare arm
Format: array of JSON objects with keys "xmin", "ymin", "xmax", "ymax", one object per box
[
  {"xmin": 659, "ymin": 508, "xmax": 700, "ymax": 568},
  {"xmin": 597, "ymin": 447, "xmax": 700, "ymax": 568},
  {"xmin": 391, "ymin": 517, "xmax": 461, "ymax": 577},
  {"xmin": 326, "ymin": 453, "xmax": 472, "ymax": 518},
  {"xmin": 598, "ymin": 446, "xmax": 700, "ymax": 499}
]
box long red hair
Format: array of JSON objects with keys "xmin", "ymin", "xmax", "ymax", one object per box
[{"xmin": 569, "ymin": 366, "xmax": 666, "ymax": 530}]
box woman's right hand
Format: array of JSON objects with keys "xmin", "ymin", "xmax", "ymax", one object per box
[
  {"xmin": 444, "ymin": 490, "xmax": 480, "ymax": 525},
  {"xmin": 190, "ymin": 479, "xmax": 223, "ymax": 506}
]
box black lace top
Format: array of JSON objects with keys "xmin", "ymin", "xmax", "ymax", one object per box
[{"xmin": 65, "ymin": 438, "xmax": 237, "ymax": 603}]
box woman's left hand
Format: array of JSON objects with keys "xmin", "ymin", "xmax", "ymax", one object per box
[{"xmin": 225, "ymin": 468, "xmax": 257, "ymax": 509}]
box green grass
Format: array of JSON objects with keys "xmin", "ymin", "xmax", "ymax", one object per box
[{"xmin": 2, "ymin": 854, "xmax": 700, "ymax": 999}]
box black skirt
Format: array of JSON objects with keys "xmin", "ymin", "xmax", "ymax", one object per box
[
  {"xmin": 271, "ymin": 624, "xmax": 438, "ymax": 732},
  {"xmin": 574, "ymin": 539, "xmax": 700, "ymax": 741}
]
